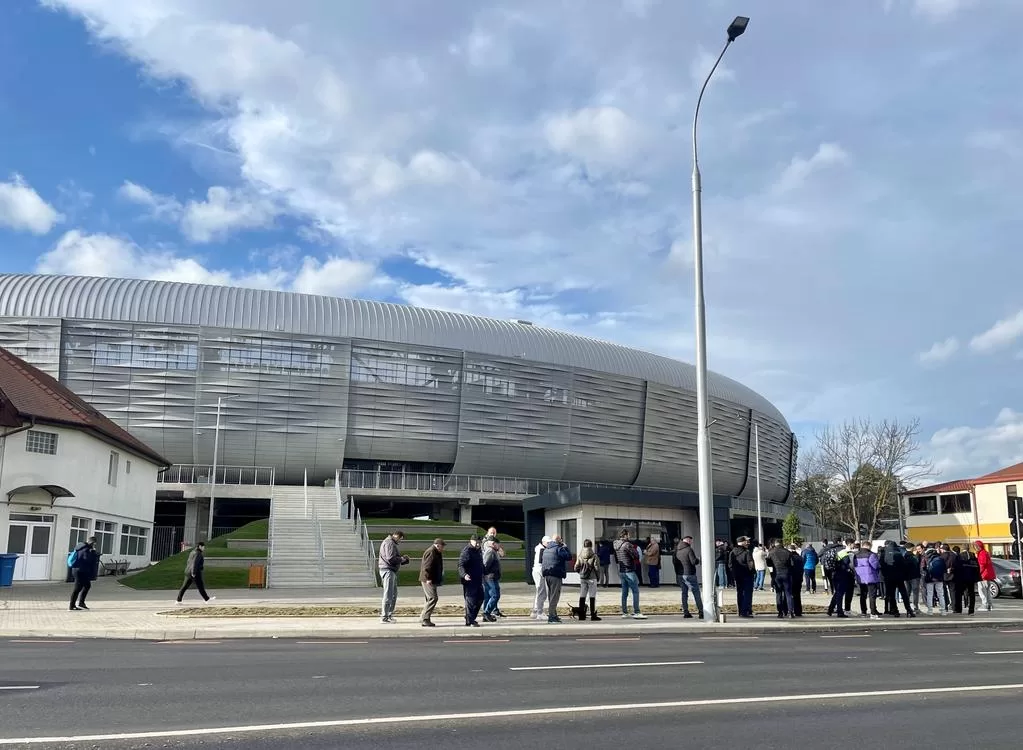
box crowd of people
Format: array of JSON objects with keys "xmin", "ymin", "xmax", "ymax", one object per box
[{"xmin": 379, "ymin": 527, "xmax": 1003, "ymax": 626}]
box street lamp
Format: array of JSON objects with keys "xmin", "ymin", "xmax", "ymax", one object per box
[
  {"xmin": 692, "ymin": 15, "xmax": 749, "ymax": 623},
  {"xmin": 735, "ymin": 413, "xmax": 763, "ymax": 546},
  {"xmin": 207, "ymin": 394, "xmax": 241, "ymax": 541}
]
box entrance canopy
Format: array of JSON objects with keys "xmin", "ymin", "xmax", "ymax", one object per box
[{"xmin": 6, "ymin": 484, "xmax": 75, "ymax": 503}]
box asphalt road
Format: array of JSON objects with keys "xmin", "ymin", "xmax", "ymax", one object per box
[{"xmin": 3, "ymin": 628, "xmax": 1023, "ymax": 748}]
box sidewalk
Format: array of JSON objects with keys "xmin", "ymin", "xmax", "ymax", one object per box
[{"xmin": 2, "ymin": 579, "xmax": 1021, "ymax": 640}]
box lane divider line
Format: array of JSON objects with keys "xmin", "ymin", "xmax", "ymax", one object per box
[
  {"xmin": 510, "ymin": 660, "xmax": 704, "ymax": 671},
  {"xmin": 919, "ymin": 632, "xmax": 961, "ymax": 636},
  {"xmin": 820, "ymin": 635, "xmax": 871, "ymax": 639},
  {"xmin": 575, "ymin": 637, "xmax": 641, "ymax": 642},
  {"xmin": 700, "ymin": 636, "xmax": 759, "ymax": 640},
  {"xmin": 999, "ymin": 629, "xmax": 1023, "ymax": 634},
  {"xmin": 296, "ymin": 641, "xmax": 369, "ymax": 645},
  {"xmin": 5, "ymin": 682, "xmax": 1023, "ymax": 745},
  {"xmin": 976, "ymin": 650, "xmax": 1023, "ymax": 655},
  {"xmin": 0, "ymin": 686, "xmax": 39, "ymax": 691},
  {"xmin": 443, "ymin": 639, "xmax": 510, "ymax": 644},
  {"xmin": 156, "ymin": 640, "xmax": 223, "ymax": 645},
  {"xmin": 9, "ymin": 640, "xmax": 75, "ymax": 644}
]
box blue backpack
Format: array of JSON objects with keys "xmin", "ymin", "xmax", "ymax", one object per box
[
  {"xmin": 927, "ymin": 554, "xmax": 946, "ymax": 582},
  {"xmin": 66, "ymin": 548, "xmax": 79, "ymax": 567}
]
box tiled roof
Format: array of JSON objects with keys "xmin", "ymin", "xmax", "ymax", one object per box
[
  {"xmin": 975, "ymin": 462, "xmax": 1023, "ymax": 485},
  {"xmin": 0, "ymin": 346, "xmax": 169, "ymax": 467},
  {"xmin": 904, "ymin": 479, "xmax": 974, "ymax": 495}
]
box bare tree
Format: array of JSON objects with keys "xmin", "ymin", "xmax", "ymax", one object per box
[
  {"xmin": 813, "ymin": 419, "xmax": 932, "ymax": 541},
  {"xmin": 793, "ymin": 448, "xmax": 839, "ymax": 536}
]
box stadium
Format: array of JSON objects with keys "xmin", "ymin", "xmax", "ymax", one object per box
[{"xmin": 0, "ymin": 273, "xmax": 797, "ymax": 540}]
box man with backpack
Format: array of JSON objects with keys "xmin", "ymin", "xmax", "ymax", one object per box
[
  {"xmin": 825, "ymin": 539, "xmax": 854, "ymax": 618},
  {"xmin": 880, "ymin": 540, "xmax": 915, "ymax": 618},
  {"xmin": 921, "ymin": 545, "xmax": 948, "ymax": 614},
  {"xmin": 68, "ymin": 537, "xmax": 99, "ymax": 611}
]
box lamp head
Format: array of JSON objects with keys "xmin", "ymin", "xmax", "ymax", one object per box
[{"xmin": 727, "ymin": 16, "xmax": 749, "ymax": 42}]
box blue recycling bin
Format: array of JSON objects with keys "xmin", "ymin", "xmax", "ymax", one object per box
[{"xmin": 0, "ymin": 553, "xmax": 18, "ymax": 587}]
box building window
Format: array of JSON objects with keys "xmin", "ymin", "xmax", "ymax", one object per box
[
  {"xmin": 940, "ymin": 493, "xmax": 972, "ymax": 514},
  {"xmin": 69, "ymin": 516, "xmax": 91, "ymax": 551},
  {"xmin": 25, "ymin": 430, "xmax": 58, "ymax": 455},
  {"xmin": 908, "ymin": 495, "xmax": 938, "ymax": 516},
  {"xmin": 558, "ymin": 519, "xmax": 578, "ymax": 556},
  {"xmin": 108, "ymin": 452, "xmax": 119, "ymax": 486},
  {"xmin": 126, "ymin": 460, "xmax": 131, "ymax": 475},
  {"xmin": 119, "ymin": 525, "xmax": 148, "ymax": 556},
  {"xmin": 93, "ymin": 520, "xmax": 117, "ymax": 555}
]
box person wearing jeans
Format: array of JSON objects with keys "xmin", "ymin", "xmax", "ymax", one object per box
[
  {"xmin": 714, "ymin": 541, "xmax": 729, "ymax": 588},
  {"xmin": 541, "ymin": 535, "xmax": 573, "ymax": 623},
  {"xmin": 921, "ymin": 546, "xmax": 948, "ymax": 615},
  {"xmin": 377, "ymin": 530, "xmax": 409, "ymax": 623},
  {"xmin": 482, "ymin": 539, "xmax": 502, "ymax": 622},
  {"xmin": 69, "ymin": 536, "xmax": 100, "ymax": 611},
  {"xmin": 613, "ymin": 530, "xmax": 647, "ymax": 619},
  {"xmin": 753, "ymin": 544, "xmax": 767, "ymax": 591},
  {"xmin": 674, "ymin": 535, "xmax": 703, "ymax": 619},
  {"xmin": 975, "ymin": 540, "xmax": 997, "ymax": 612}
]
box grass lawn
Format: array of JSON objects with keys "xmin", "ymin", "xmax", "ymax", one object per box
[{"xmin": 121, "ymin": 519, "xmax": 267, "ymax": 590}]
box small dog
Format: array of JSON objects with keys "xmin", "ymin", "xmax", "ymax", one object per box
[{"xmin": 569, "ymin": 605, "xmax": 583, "ymax": 619}]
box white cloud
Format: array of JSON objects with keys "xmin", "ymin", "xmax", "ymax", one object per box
[
  {"xmin": 967, "ymin": 129, "xmax": 1023, "ymax": 159},
  {"xmin": 913, "ymin": 0, "xmax": 977, "ymax": 20},
  {"xmin": 35, "ymin": 230, "xmax": 379, "ymax": 297},
  {"xmin": 181, "ymin": 186, "xmax": 278, "ymax": 243},
  {"xmin": 117, "ymin": 180, "xmax": 183, "ymax": 219},
  {"xmin": 544, "ymin": 106, "xmax": 645, "ymax": 171},
  {"xmin": 918, "ymin": 337, "xmax": 959, "ymax": 365},
  {"xmin": 0, "ymin": 174, "xmax": 63, "ymax": 234},
  {"xmin": 925, "ymin": 407, "xmax": 1023, "ymax": 479},
  {"xmin": 770, "ymin": 143, "xmax": 851, "ymax": 195},
  {"xmin": 969, "ymin": 310, "xmax": 1023, "ymax": 353}
]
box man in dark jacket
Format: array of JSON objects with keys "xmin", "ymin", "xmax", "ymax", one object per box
[
  {"xmin": 176, "ymin": 541, "xmax": 214, "ymax": 604},
  {"xmin": 729, "ymin": 536, "xmax": 755, "ymax": 617},
  {"xmin": 767, "ymin": 540, "xmax": 795, "ymax": 618},
  {"xmin": 788, "ymin": 544, "xmax": 804, "ymax": 617},
  {"xmin": 596, "ymin": 539, "xmax": 612, "ymax": 587},
  {"xmin": 880, "ymin": 541, "xmax": 915, "ymax": 618},
  {"xmin": 419, "ymin": 538, "xmax": 445, "ymax": 627},
  {"xmin": 714, "ymin": 541, "xmax": 729, "ymax": 588},
  {"xmin": 482, "ymin": 538, "xmax": 503, "ymax": 622},
  {"xmin": 674, "ymin": 535, "xmax": 703, "ymax": 619},
  {"xmin": 69, "ymin": 537, "xmax": 100, "ymax": 611},
  {"xmin": 457, "ymin": 535, "xmax": 485, "ymax": 627},
  {"xmin": 541, "ymin": 534, "xmax": 573, "ymax": 623}
]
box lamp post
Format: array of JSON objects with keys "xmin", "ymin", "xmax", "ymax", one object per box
[
  {"xmin": 735, "ymin": 412, "xmax": 763, "ymax": 546},
  {"xmin": 207, "ymin": 394, "xmax": 240, "ymax": 541},
  {"xmin": 693, "ymin": 15, "xmax": 749, "ymax": 623}
]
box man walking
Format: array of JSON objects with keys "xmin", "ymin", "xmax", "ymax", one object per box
[
  {"xmin": 541, "ymin": 534, "xmax": 573, "ymax": 623},
  {"xmin": 176, "ymin": 541, "xmax": 215, "ymax": 605},
  {"xmin": 419, "ymin": 538, "xmax": 445, "ymax": 627},
  {"xmin": 729, "ymin": 536, "xmax": 755, "ymax": 618},
  {"xmin": 458, "ymin": 534, "xmax": 485, "ymax": 627},
  {"xmin": 482, "ymin": 537, "xmax": 503, "ymax": 622},
  {"xmin": 69, "ymin": 536, "xmax": 99, "ymax": 611},
  {"xmin": 674, "ymin": 535, "xmax": 704, "ymax": 619},
  {"xmin": 378, "ymin": 530, "xmax": 409, "ymax": 623}
]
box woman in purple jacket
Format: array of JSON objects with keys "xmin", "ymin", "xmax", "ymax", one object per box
[{"xmin": 853, "ymin": 541, "xmax": 881, "ymax": 618}]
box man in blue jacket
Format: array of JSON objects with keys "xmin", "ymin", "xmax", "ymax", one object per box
[
  {"xmin": 801, "ymin": 543, "xmax": 819, "ymax": 594},
  {"xmin": 457, "ymin": 535, "xmax": 485, "ymax": 627},
  {"xmin": 541, "ymin": 534, "xmax": 573, "ymax": 624},
  {"xmin": 69, "ymin": 537, "xmax": 100, "ymax": 611}
]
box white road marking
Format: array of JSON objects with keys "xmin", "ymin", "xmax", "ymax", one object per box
[
  {"xmin": 443, "ymin": 639, "xmax": 510, "ymax": 644},
  {"xmin": 999, "ymin": 629, "xmax": 1023, "ymax": 634},
  {"xmin": 700, "ymin": 636, "xmax": 759, "ymax": 640},
  {"xmin": 0, "ymin": 686, "xmax": 39, "ymax": 691},
  {"xmin": 919, "ymin": 632, "xmax": 961, "ymax": 636},
  {"xmin": 296, "ymin": 641, "xmax": 369, "ymax": 645},
  {"xmin": 509, "ymin": 660, "xmax": 704, "ymax": 671},
  {"xmin": 4, "ymin": 683, "xmax": 1023, "ymax": 744},
  {"xmin": 156, "ymin": 640, "xmax": 222, "ymax": 645},
  {"xmin": 311, "ymin": 676, "xmax": 326, "ymax": 679},
  {"xmin": 10, "ymin": 640, "xmax": 74, "ymax": 644},
  {"xmin": 976, "ymin": 650, "xmax": 1023, "ymax": 655},
  {"xmin": 576, "ymin": 637, "xmax": 641, "ymax": 642},
  {"xmin": 820, "ymin": 635, "xmax": 871, "ymax": 639}
]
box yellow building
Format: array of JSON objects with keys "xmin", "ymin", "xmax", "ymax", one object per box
[{"xmin": 903, "ymin": 462, "xmax": 1023, "ymax": 556}]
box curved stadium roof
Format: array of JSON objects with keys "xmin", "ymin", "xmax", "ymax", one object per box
[{"xmin": 0, "ymin": 274, "xmax": 787, "ymax": 425}]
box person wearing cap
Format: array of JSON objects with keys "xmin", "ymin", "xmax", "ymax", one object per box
[
  {"xmin": 419, "ymin": 538, "xmax": 445, "ymax": 627},
  {"xmin": 729, "ymin": 536, "xmax": 755, "ymax": 618},
  {"xmin": 531, "ymin": 535, "xmax": 552, "ymax": 621},
  {"xmin": 458, "ymin": 534, "xmax": 486, "ymax": 627}
]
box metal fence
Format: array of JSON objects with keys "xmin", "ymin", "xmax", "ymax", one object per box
[
  {"xmin": 159, "ymin": 464, "xmax": 276, "ymax": 486},
  {"xmin": 337, "ymin": 469, "xmax": 674, "ymax": 497}
]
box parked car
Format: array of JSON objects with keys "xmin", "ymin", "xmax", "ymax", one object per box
[{"xmin": 988, "ymin": 558, "xmax": 1022, "ymax": 599}]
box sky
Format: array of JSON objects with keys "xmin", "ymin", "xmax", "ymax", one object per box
[{"xmin": 1, "ymin": 0, "xmax": 1022, "ymax": 483}]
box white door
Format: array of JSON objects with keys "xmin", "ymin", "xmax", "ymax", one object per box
[{"xmin": 6, "ymin": 523, "xmax": 54, "ymax": 581}]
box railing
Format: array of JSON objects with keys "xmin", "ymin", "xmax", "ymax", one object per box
[
  {"xmin": 337, "ymin": 469, "xmax": 668, "ymax": 497},
  {"xmin": 267, "ymin": 512, "xmax": 276, "ymax": 588},
  {"xmin": 730, "ymin": 496, "xmax": 814, "ymax": 524},
  {"xmin": 159, "ymin": 464, "xmax": 276, "ymax": 486},
  {"xmin": 312, "ymin": 504, "xmax": 325, "ymax": 585},
  {"xmin": 351, "ymin": 506, "xmax": 378, "ymax": 586}
]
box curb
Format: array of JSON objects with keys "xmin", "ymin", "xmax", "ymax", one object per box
[{"xmin": 2, "ymin": 615, "xmax": 1021, "ymax": 641}]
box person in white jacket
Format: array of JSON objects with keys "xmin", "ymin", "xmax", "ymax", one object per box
[
  {"xmin": 753, "ymin": 544, "xmax": 768, "ymax": 591},
  {"xmin": 531, "ymin": 535, "xmax": 551, "ymax": 621}
]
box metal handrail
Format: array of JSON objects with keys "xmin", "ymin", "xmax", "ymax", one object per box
[
  {"xmin": 158, "ymin": 464, "xmax": 276, "ymax": 486},
  {"xmin": 267, "ymin": 512, "xmax": 276, "ymax": 588},
  {"xmin": 312, "ymin": 505, "xmax": 325, "ymax": 585}
]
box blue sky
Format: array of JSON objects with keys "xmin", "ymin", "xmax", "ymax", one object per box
[{"xmin": 1, "ymin": 0, "xmax": 1022, "ymax": 481}]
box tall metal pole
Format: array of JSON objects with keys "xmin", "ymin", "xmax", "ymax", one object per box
[
  {"xmin": 207, "ymin": 396, "xmax": 223, "ymax": 542},
  {"xmin": 692, "ymin": 37, "xmax": 735, "ymax": 624},
  {"xmin": 1015, "ymin": 496, "xmax": 1023, "ymax": 575},
  {"xmin": 754, "ymin": 420, "xmax": 763, "ymax": 546}
]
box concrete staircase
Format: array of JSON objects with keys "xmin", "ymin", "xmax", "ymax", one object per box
[{"xmin": 267, "ymin": 485, "xmax": 377, "ymax": 588}]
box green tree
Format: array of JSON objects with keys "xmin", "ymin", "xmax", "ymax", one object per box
[{"xmin": 782, "ymin": 510, "xmax": 802, "ymax": 545}]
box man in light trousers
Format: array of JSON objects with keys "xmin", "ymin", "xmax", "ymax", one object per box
[
  {"xmin": 531, "ymin": 535, "xmax": 551, "ymax": 621},
  {"xmin": 378, "ymin": 530, "xmax": 409, "ymax": 623}
]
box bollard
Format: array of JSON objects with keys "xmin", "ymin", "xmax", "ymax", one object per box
[{"xmin": 717, "ymin": 586, "xmax": 726, "ymax": 623}]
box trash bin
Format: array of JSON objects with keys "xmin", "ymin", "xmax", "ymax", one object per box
[
  {"xmin": 248, "ymin": 564, "xmax": 266, "ymax": 589},
  {"xmin": 0, "ymin": 553, "xmax": 18, "ymax": 587}
]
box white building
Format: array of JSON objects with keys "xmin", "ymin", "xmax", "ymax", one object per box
[{"xmin": 0, "ymin": 346, "xmax": 169, "ymax": 581}]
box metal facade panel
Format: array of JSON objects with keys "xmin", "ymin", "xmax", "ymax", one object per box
[
  {"xmin": 748, "ymin": 410, "xmax": 791, "ymax": 503},
  {"xmin": 561, "ymin": 369, "xmax": 645, "ymax": 484},
  {"xmin": 450, "ymin": 354, "xmax": 573, "ymax": 478},
  {"xmin": 0, "ymin": 317, "xmax": 61, "ymax": 377},
  {"xmin": 633, "ymin": 382, "xmax": 699, "ymax": 488},
  {"xmin": 0, "ymin": 274, "xmax": 787, "ymax": 424},
  {"xmin": 344, "ymin": 341, "xmax": 460, "ymax": 464},
  {"xmin": 709, "ymin": 398, "xmax": 749, "ymax": 497}
]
